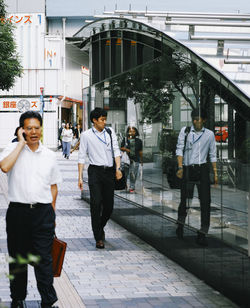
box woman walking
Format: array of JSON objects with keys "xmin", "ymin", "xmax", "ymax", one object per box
[
  {"xmin": 61, "ymin": 123, "xmax": 73, "ymax": 159},
  {"xmin": 121, "ymin": 126, "xmax": 143, "ymax": 193}
]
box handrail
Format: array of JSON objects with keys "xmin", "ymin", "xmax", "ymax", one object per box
[
  {"xmin": 165, "ymin": 21, "xmax": 250, "ymax": 27},
  {"xmin": 224, "ymin": 59, "xmax": 250, "ymax": 64},
  {"xmin": 190, "ymin": 35, "xmax": 250, "ymax": 41},
  {"xmin": 113, "ymin": 10, "xmax": 250, "ymax": 18}
]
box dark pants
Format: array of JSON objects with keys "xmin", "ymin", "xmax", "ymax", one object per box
[
  {"xmin": 88, "ymin": 165, "xmax": 115, "ymax": 241},
  {"xmin": 177, "ymin": 164, "xmax": 211, "ymax": 233},
  {"xmin": 6, "ymin": 202, "xmax": 57, "ymax": 306}
]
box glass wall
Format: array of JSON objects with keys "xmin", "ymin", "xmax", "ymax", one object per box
[
  {"xmin": 82, "ymin": 21, "xmax": 250, "ymax": 306},
  {"xmin": 87, "ymin": 36, "xmax": 250, "ymax": 250}
]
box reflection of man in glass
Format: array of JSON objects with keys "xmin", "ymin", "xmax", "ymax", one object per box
[{"xmin": 176, "ymin": 108, "xmax": 218, "ymax": 246}]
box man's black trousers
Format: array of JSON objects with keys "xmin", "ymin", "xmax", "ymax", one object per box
[
  {"xmin": 6, "ymin": 203, "xmax": 57, "ymax": 306},
  {"xmin": 88, "ymin": 165, "xmax": 115, "ymax": 241},
  {"xmin": 177, "ymin": 163, "xmax": 211, "ymax": 233}
]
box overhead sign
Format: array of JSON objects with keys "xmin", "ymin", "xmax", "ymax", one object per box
[{"xmin": 0, "ymin": 98, "xmax": 40, "ymax": 112}]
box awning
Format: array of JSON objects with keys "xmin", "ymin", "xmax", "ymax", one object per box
[{"xmin": 58, "ymin": 96, "xmax": 83, "ymax": 108}]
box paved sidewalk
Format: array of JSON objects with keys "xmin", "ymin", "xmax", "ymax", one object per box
[{"xmin": 0, "ymin": 151, "xmax": 239, "ymax": 307}]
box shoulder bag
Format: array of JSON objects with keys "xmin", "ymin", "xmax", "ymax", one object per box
[{"xmin": 105, "ymin": 128, "xmax": 126, "ymax": 190}]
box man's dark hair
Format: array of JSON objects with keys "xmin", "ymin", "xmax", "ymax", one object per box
[
  {"xmin": 19, "ymin": 111, "xmax": 43, "ymax": 127},
  {"xmin": 90, "ymin": 107, "xmax": 107, "ymax": 123},
  {"xmin": 191, "ymin": 108, "xmax": 207, "ymax": 120}
]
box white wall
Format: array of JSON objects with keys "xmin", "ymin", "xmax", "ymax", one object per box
[{"xmin": 66, "ymin": 45, "xmax": 89, "ymax": 101}]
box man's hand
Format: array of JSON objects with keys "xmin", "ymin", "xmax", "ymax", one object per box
[
  {"xmin": 116, "ymin": 169, "xmax": 122, "ymax": 180},
  {"xmin": 176, "ymin": 168, "xmax": 183, "ymax": 179},
  {"xmin": 78, "ymin": 178, "xmax": 83, "ymax": 190}
]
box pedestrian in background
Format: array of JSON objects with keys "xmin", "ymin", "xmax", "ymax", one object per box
[
  {"xmin": 78, "ymin": 107, "xmax": 122, "ymax": 249},
  {"xmin": 175, "ymin": 108, "xmax": 218, "ymax": 246},
  {"xmin": 0, "ymin": 111, "xmax": 62, "ymax": 308},
  {"xmin": 121, "ymin": 126, "xmax": 143, "ymax": 193},
  {"xmin": 61, "ymin": 123, "xmax": 73, "ymax": 159},
  {"xmin": 12, "ymin": 127, "xmax": 21, "ymax": 143},
  {"xmin": 74, "ymin": 123, "xmax": 82, "ymax": 141},
  {"xmin": 72, "ymin": 123, "xmax": 82, "ymax": 149},
  {"xmin": 58, "ymin": 122, "xmax": 65, "ymax": 150}
]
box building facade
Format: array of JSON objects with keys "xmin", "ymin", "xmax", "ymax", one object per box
[{"xmin": 0, "ymin": 0, "xmax": 89, "ymax": 149}]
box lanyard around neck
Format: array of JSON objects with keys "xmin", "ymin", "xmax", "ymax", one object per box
[
  {"xmin": 192, "ymin": 129, "xmax": 205, "ymax": 144},
  {"xmin": 92, "ymin": 128, "xmax": 107, "ymax": 145}
]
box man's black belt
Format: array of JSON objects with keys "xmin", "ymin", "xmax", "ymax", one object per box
[
  {"xmin": 9, "ymin": 202, "xmax": 50, "ymax": 209},
  {"xmin": 185, "ymin": 163, "xmax": 207, "ymax": 168},
  {"xmin": 89, "ymin": 165, "xmax": 113, "ymax": 170}
]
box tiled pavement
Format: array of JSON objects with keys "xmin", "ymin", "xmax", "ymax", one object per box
[{"xmin": 0, "ymin": 151, "xmax": 239, "ymax": 308}]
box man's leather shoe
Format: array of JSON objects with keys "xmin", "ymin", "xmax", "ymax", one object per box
[
  {"xmin": 96, "ymin": 240, "xmax": 105, "ymax": 249},
  {"xmin": 11, "ymin": 300, "xmax": 26, "ymax": 308},
  {"xmin": 176, "ymin": 225, "xmax": 184, "ymax": 239},
  {"xmin": 196, "ymin": 232, "xmax": 208, "ymax": 246}
]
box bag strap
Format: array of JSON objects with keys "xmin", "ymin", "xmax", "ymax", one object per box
[
  {"xmin": 105, "ymin": 128, "xmax": 115, "ymax": 160},
  {"xmin": 183, "ymin": 126, "xmax": 191, "ymax": 154}
]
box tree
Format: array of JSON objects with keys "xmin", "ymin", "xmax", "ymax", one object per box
[
  {"xmin": 0, "ymin": 0, "xmax": 22, "ymax": 91},
  {"xmin": 96, "ymin": 49, "xmax": 205, "ymax": 127},
  {"xmin": 100, "ymin": 58, "xmax": 174, "ymax": 126}
]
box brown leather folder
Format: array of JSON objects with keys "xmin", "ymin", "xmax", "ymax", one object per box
[{"xmin": 52, "ymin": 236, "xmax": 67, "ymax": 277}]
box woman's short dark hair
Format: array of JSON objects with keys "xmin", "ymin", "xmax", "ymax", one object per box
[
  {"xmin": 90, "ymin": 108, "xmax": 107, "ymax": 123},
  {"xmin": 19, "ymin": 111, "xmax": 43, "ymax": 127},
  {"xmin": 126, "ymin": 126, "xmax": 139, "ymax": 137},
  {"xmin": 191, "ymin": 108, "xmax": 207, "ymax": 120},
  {"xmin": 14, "ymin": 126, "xmax": 21, "ymax": 137}
]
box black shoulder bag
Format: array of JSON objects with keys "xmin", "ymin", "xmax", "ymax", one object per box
[{"xmin": 105, "ymin": 128, "xmax": 126, "ymax": 190}]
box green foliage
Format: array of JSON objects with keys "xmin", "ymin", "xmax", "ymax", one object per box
[
  {"xmin": 6, "ymin": 253, "xmax": 41, "ymax": 280},
  {"xmin": 0, "ymin": 0, "xmax": 22, "ymax": 91},
  {"xmin": 171, "ymin": 51, "xmax": 202, "ymax": 109},
  {"xmin": 97, "ymin": 50, "xmax": 202, "ymax": 126},
  {"xmin": 100, "ymin": 58, "xmax": 174, "ymax": 125}
]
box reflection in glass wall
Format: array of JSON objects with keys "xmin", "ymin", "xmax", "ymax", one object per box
[{"xmin": 85, "ymin": 27, "xmax": 250, "ymax": 254}]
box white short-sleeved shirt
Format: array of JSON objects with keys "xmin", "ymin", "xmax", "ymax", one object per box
[{"xmin": 0, "ymin": 142, "xmax": 62, "ymax": 204}]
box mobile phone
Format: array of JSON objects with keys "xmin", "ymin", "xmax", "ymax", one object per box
[{"xmin": 22, "ymin": 132, "xmax": 26, "ymax": 140}]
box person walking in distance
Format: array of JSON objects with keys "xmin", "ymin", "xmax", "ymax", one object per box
[
  {"xmin": 78, "ymin": 108, "xmax": 122, "ymax": 249},
  {"xmin": 61, "ymin": 122, "xmax": 73, "ymax": 159},
  {"xmin": 175, "ymin": 108, "xmax": 218, "ymax": 246},
  {"xmin": 0, "ymin": 111, "xmax": 62, "ymax": 308},
  {"xmin": 58, "ymin": 122, "xmax": 65, "ymax": 150}
]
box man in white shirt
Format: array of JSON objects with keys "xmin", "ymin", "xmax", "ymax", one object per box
[
  {"xmin": 0, "ymin": 111, "xmax": 62, "ymax": 308},
  {"xmin": 78, "ymin": 108, "xmax": 122, "ymax": 249}
]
